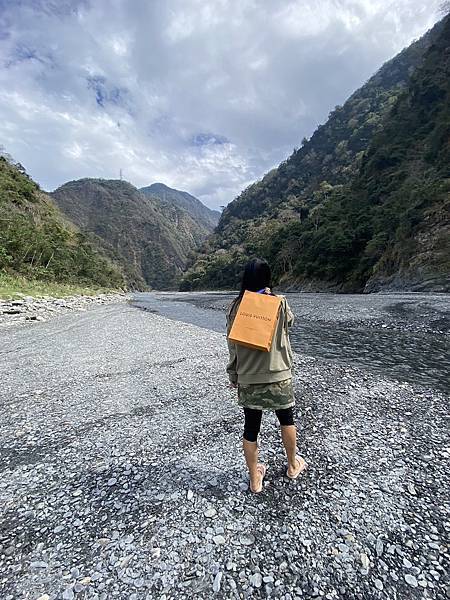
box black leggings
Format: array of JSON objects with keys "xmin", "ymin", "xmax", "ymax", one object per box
[{"xmin": 243, "ymin": 407, "xmax": 295, "ymax": 442}]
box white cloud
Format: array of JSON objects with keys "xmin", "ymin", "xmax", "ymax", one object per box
[{"xmin": 0, "ymin": 0, "xmax": 442, "ymax": 209}]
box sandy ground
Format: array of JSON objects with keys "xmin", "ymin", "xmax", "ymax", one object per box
[{"xmin": 0, "ymin": 301, "xmax": 448, "ymax": 599}]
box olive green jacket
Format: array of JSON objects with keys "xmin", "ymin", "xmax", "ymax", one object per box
[{"xmin": 226, "ymin": 295, "xmax": 294, "ymax": 385}]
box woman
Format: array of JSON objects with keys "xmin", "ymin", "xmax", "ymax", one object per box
[{"xmin": 226, "ymin": 258, "xmax": 307, "ymax": 493}]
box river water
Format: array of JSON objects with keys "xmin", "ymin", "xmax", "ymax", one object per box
[{"xmin": 131, "ymin": 292, "xmax": 450, "ymax": 395}]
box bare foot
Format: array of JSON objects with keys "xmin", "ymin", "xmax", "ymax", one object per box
[
  {"xmin": 250, "ymin": 464, "xmax": 266, "ymax": 493},
  {"xmin": 287, "ymin": 456, "xmax": 307, "ymax": 479}
]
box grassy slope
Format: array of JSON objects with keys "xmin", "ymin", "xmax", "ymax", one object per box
[
  {"xmin": 0, "ymin": 157, "xmax": 125, "ymax": 297},
  {"xmin": 0, "ymin": 272, "xmax": 117, "ymax": 300}
]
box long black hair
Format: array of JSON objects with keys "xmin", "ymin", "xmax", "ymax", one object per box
[{"xmin": 236, "ymin": 258, "xmax": 272, "ymax": 301}]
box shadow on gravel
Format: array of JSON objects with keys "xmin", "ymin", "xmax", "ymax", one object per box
[
  {"xmin": 0, "ymin": 452, "xmax": 244, "ymax": 566},
  {"xmin": 0, "ymin": 403, "xmax": 159, "ymax": 471}
]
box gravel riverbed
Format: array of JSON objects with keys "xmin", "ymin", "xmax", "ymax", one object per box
[
  {"xmin": 0, "ymin": 293, "xmax": 128, "ymax": 329},
  {"xmin": 0, "ymin": 302, "xmax": 449, "ymax": 599}
]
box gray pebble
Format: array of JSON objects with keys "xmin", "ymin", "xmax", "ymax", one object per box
[
  {"xmin": 213, "ymin": 535, "xmax": 226, "ymax": 545},
  {"xmin": 249, "ymin": 573, "xmax": 262, "ymax": 588},
  {"xmin": 213, "ymin": 571, "xmax": 222, "ymax": 593},
  {"xmin": 403, "ymin": 558, "xmax": 412, "ymax": 569},
  {"xmin": 62, "ymin": 588, "xmax": 74, "ymax": 600},
  {"xmin": 405, "ymin": 574, "xmax": 418, "ymax": 587},
  {"xmin": 239, "ymin": 534, "xmax": 255, "ymax": 546}
]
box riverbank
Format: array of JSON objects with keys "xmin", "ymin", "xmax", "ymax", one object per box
[
  {"xmin": 0, "ymin": 291, "xmax": 129, "ymax": 329},
  {"xmin": 0, "ymin": 304, "xmax": 448, "ymax": 599},
  {"xmin": 0, "ymin": 271, "xmax": 127, "ymax": 300}
]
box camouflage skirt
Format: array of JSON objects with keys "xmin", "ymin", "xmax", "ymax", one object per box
[{"xmin": 237, "ymin": 379, "xmax": 295, "ymax": 411}]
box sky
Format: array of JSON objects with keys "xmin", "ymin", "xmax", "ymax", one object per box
[{"xmin": 0, "ymin": 0, "xmax": 443, "ymax": 210}]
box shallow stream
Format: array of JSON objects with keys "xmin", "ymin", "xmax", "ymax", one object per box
[{"xmin": 132, "ymin": 292, "xmax": 450, "ymax": 394}]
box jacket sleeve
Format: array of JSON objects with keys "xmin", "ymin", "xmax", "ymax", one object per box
[
  {"xmin": 226, "ymin": 339, "xmax": 238, "ymax": 384},
  {"xmin": 226, "ymin": 307, "xmax": 238, "ymax": 384},
  {"xmin": 285, "ymin": 299, "xmax": 295, "ymax": 327}
]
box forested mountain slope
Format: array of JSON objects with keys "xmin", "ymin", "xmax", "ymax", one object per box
[
  {"xmin": 51, "ymin": 179, "xmax": 210, "ymax": 289},
  {"xmin": 338, "ymin": 16, "xmax": 450, "ymax": 292},
  {"xmin": 140, "ymin": 183, "xmax": 220, "ymax": 231},
  {"xmin": 181, "ymin": 17, "xmax": 448, "ymax": 291},
  {"xmin": 0, "ymin": 156, "xmax": 124, "ymax": 289}
]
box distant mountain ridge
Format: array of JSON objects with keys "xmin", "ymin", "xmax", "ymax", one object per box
[
  {"xmin": 51, "ymin": 178, "xmax": 211, "ymax": 289},
  {"xmin": 140, "ymin": 182, "xmax": 220, "ymax": 230},
  {"xmin": 181, "ymin": 16, "xmax": 449, "ymax": 292}
]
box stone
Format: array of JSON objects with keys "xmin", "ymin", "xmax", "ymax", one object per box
[
  {"xmin": 213, "ymin": 571, "xmax": 222, "ymax": 593},
  {"xmin": 250, "ymin": 573, "xmax": 262, "ymax": 588},
  {"xmin": 403, "ymin": 558, "xmax": 412, "ymax": 569},
  {"xmin": 428, "ymin": 542, "xmax": 440, "ymax": 550},
  {"xmin": 204, "ymin": 508, "xmax": 217, "ymax": 518},
  {"xmin": 374, "ymin": 579, "xmax": 383, "ymax": 591},
  {"xmin": 30, "ymin": 561, "xmax": 48, "ymax": 569},
  {"xmin": 360, "ymin": 553, "xmax": 370, "ymax": 569},
  {"xmin": 405, "ymin": 574, "xmax": 418, "ymax": 588},
  {"xmin": 407, "ymin": 483, "xmax": 416, "ymax": 495},
  {"xmin": 62, "ymin": 588, "xmax": 75, "ymax": 600},
  {"xmin": 120, "ymin": 555, "xmax": 133, "ymax": 568},
  {"xmin": 97, "ymin": 538, "xmax": 110, "ymax": 547},
  {"xmin": 239, "ymin": 534, "xmax": 255, "ymax": 546},
  {"xmin": 213, "ymin": 535, "xmax": 226, "ymax": 545}
]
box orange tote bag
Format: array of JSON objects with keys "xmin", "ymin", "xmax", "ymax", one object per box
[{"xmin": 228, "ymin": 291, "xmax": 282, "ymax": 352}]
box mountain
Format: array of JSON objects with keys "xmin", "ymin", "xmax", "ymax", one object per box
[
  {"xmin": 51, "ymin": 178, "xmax": 210, "ymax": 290},
  {"xmin": 140, "ymin": 182, "xmax": 220, "ymax": 230},
  {"xmin": 0, "ymin": 156, "xmax": 124, "ymax": 288},
  {"xmin": 346, "ymin": 15, "xmax": 450, "ymax": 292},
  {"xmin": 181, "ymin": 17, "xmax": 448, "ymax": 292}
]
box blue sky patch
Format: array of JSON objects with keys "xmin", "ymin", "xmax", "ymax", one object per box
[
  {"xmin": 191, "ymin": 133, "xmax": 229, "ymax": 147},
  {"xmin": 87, "ymin": 75, "xmax": 127, "ymax": 108}
]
